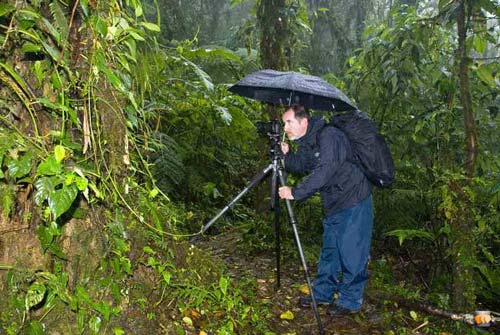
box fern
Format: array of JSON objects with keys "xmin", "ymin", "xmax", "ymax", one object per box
[
  {"xmin": 49, "ymin": 1, "xmax": 69, "ymax": 43},
  {"xmin": 149, "ymin": 132, "xmax": 185, "ymax": 193}
]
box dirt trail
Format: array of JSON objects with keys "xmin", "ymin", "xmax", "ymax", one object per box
[{"xmin": 200, "ymin": 229, "xmax": 386, "ymax": 335}]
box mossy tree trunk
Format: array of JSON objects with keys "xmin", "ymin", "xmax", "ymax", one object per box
[{"xmin": 450, "ymin": 0, "xmax": 477, "ymax": 311}]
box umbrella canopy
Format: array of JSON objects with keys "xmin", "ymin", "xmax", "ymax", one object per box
[{"xmin": 228, "ymin": 69, "xmax": 356, "ymax": 112}]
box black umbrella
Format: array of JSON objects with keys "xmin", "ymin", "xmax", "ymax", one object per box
[{"xmin": 228, "ymin": 69, "xmax": 356, "ymax": 111}]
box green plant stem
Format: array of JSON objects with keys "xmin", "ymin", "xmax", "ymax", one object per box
[{"xmin": 0, "ymin": 116, "xmax": 45, "ymax": 151}]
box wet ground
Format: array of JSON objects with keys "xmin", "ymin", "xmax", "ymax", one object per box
[{"xmin": 199, "ymin": 229, "xmax": 388, "ymax": 335}]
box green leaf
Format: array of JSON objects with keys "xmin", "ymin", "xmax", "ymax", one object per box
[
  {"xmin": 143, "ymin": 246, "xmax": 155, "ymax": 255},
  {"xmin": 0, "ymin": 61, "xmax": 29, "ymax": 93},
  {"xmin": 37, "ymin": 225, "xmax": 54, "ymax": 249},
  {"xmin": 184, "ymin": 59, "xmax": 214, "ymax": 91},
  {"xmin": 77, "ymin": 309, "xmax": 86, "ymax": 333},
  {"xmin": 48, "ymin": 243, "xmax": 67, "ymax": 260},
  {"xmin": 477, "ymin": 64, "xmax": 496, "ymax": 87},
  {"xmin": 28, "ymin": 320, "xmax": 44, "ymax": 335},
  {"xmin": 21, "ymin": 42, "xmax": 42, "ymax": 54},
  {"xmin": 0, "ymin": 3, "xmax": 16, "ymax": 17},
  {"xmin": 34, "ymin": 176, "xmax": 57, "ymax": 205},
  {"xmin": 134, "ymin": 1, "xmax": 143, "ymax": 17},
  {"xmin": 140, "ymin": 22, "xmax": 160, "ymax": 32},
  {"xmin": 89, "ymin": 316, "xmax": 102, "ymax": 334},
  {"xmin": 148, "ymin": 188, "xmax": 159, "ymax": 199},
  {"xmin": 127, "ymin": 29, "xmax": 145, "ymax": 41},
  {"xmin": 54, "ymin": 145, "xmax": 66, "ymax": 163},
  {"xmin": 473, "ymin": 35, "xmax": 487, "ymax": 54},
  {"xmin": 74, "ymin": 175, "xmax": 89, "ymax": 191},
  {"xmin": 48, "ymin": 184, "xmax": 78, "ymax": 219},
  {"xmin": 182, "ymin": 316, "xmax": 193, "ymax": 327},
  {"xmin": 25, "ymin": 281, "xmax": 46, "ymax": 310},
  {"xmin": 7, "ymin": 151, "xmax": 33, "ymax": 179},
  {"xmin": 385, "ymin": 229, "xmax": 434, "ymax": 246},
  {"xmin": 410, "ymin": 310, "xmax": 418, "ymax": 320},
  {"xmin": 219, "ymin": 276, "xmax": 229, "ymax": 296},
  {"xmin": 37, "ymin": 156, "xmax": 62, "ymax": 176},
  {"xmin": 216, "ymin": 106, "xmax": 232, "ymax": 125},
  {"xmin": 34, "ymin": 61, "xmax": 44, "ymax": 84}
]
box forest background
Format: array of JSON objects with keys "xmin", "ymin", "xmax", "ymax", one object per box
[{"xmin": 0, "ymin": 0, "xmax": 499, "ymax": 334}]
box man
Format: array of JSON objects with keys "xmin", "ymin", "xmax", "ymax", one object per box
[{"xmin": 278, "ymin": 104, "xmax": 373, "ymax": 315}]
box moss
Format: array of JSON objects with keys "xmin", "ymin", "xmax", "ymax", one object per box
[{"xmin": 0, "ymin": 184, "xmax": 15, "ymax": 223}]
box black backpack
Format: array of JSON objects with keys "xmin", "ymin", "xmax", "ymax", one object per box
[{"xmin": 327, "ymin": 110, "xmax": 395, "ymax": 188}]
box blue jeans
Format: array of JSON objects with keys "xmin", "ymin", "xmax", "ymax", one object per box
[{"xmin": 312, "ymin": 195, "xmax": 373, "ymax": 311}]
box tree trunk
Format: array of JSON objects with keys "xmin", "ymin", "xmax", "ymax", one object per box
[
  {"xmin": 253, "ymin": 0, "xmax": 291, "ymax": 212},
  {"xmin": 450, "ymin": 0, "xmax": 476, "ymax": 311},
  {"xmin": 257, "ymin": 0, "xmax": 289, "ymax": 71}
]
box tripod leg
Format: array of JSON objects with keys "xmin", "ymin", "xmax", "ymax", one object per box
[
  {"xmin": 271, "ymin": 162, "xmax": 281, "ymax": 290},
  {"xmin": 193, "ymin": 164, "xmax": 273, "ymax": 239},
  {"xmin": 278, "ymin": 169, "xmax": 325, "ymax": 335}
]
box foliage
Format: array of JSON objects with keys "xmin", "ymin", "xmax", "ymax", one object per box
[
  {"xmin": 0, "ymin": 0, "xmax": 271, "ymax": 333},
  {"xmin": 345, "ymin": 4, "xmax": 500, "ymax": 309}
]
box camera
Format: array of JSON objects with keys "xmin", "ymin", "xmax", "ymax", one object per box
[{"xmin": 256, "ymin": 120, "xmax": 281, "ymax": 138}]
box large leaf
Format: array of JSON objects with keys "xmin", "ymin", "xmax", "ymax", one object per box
[
  {"xmin": 34, "ymin": 176, "xmax": 59, "ymax": 206},
  {"xmin": 7, "ymin": 151, "xmax": 33, "ymax": 179},
  {"xmin": 48, "ymin": 184, "xmax": 78, "ymax": 219}
]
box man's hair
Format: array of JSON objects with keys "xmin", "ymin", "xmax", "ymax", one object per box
[{"xmin": 286, "ymin": 104, "xmax": 310, "ymax": 120}]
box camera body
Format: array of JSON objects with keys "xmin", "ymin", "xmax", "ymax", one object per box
[{"xmin": 256, "ymin": 120, "xmax": 281, "ymax": 138}]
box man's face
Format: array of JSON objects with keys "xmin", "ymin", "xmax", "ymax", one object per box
[{"xmin": 282, "ymin": 109, "xmax": 308, "ymax": 140}]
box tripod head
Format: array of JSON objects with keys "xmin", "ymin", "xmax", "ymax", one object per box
[{"xmin": 256, "ymin": 120, "xmax": 283, "ymax": 159}]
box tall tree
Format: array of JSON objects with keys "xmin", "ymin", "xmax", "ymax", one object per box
[
  {"xmin": 257, "ymin": 0, "xmax": 290, "ymax": 71},
  {"xmin": 448, "ymin": 0, "xmax": 478, "ymax": 310}
]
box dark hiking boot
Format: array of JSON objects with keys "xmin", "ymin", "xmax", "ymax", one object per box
[
  {"xmin": 327, "ymin": 304, "xmax": 358, "ymax": 316},
  {"xmin": 298, "ymin": 296, "xmax": 331, "ymax": 308}
]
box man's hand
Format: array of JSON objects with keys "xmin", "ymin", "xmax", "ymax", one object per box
[
  {"xmin": 279, "ymin": 186, "xmax": 294, "ymax": 200},
  {"xmin": 280, "ymin": 142, "xmax": 289, "ymax": 155}
]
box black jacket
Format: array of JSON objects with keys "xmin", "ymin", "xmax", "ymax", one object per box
[{"xmin": 284, "ymin": 116, "xmax": 372, "ymax": 215}]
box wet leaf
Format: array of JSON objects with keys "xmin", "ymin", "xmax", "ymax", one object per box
[
  {"xmin": 140, "ymin": 22, "xmax": 160, "ymax": 32},
  {"xmin": 89, "ymin": 316, "xmax": 102, "ymax": 334},
  {"xmin": 37, "ymin": 156, "xmax": 62, "ymax": 176},
  {"xmin": 298, "ymin": 284, "xmax": 309, "ymax": 295},
  {"xmin": 48, "ymin": 184, "xmax": 78, "ymax": 219},
  {"xmin": 182, "ymin": 316, "xmax": 193, "ymax": 326},
  {"xmin": 25, "ymin": 281, "xmax": 46, "ymax": 310},
  {"xmin": 280, "ymin": 310, "xmax": 294, "ymax": 320},
  {"xmin": 54, "ymin": 145, "xmax": 66, "ymax": 163}
]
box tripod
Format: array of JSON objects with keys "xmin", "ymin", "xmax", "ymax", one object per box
[{"xmin": 195, "ymin": 127, "xmax": 325, "ymax": 335}]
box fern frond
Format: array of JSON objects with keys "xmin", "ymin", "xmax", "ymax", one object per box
[
  {"xmin": 48, "ymin": 1, "xmax": 69, "ymax": 44},
  {"xmin": 149, "ymin": 132, "xmax": 185, "ymax": 192}
]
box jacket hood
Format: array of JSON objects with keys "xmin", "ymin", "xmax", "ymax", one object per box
[{"xmin": 296, "ymin": 116, "xmax": 325, "ymax": 145}]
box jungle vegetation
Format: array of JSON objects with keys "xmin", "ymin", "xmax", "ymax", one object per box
[{"xmin": 0, "ymin": 0, "xmax": 499, "ymax": 334}]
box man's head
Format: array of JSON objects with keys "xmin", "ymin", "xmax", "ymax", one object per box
[{"xmin": 282, "ymin": 104, "xmax": 310, "ymax": 140}]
